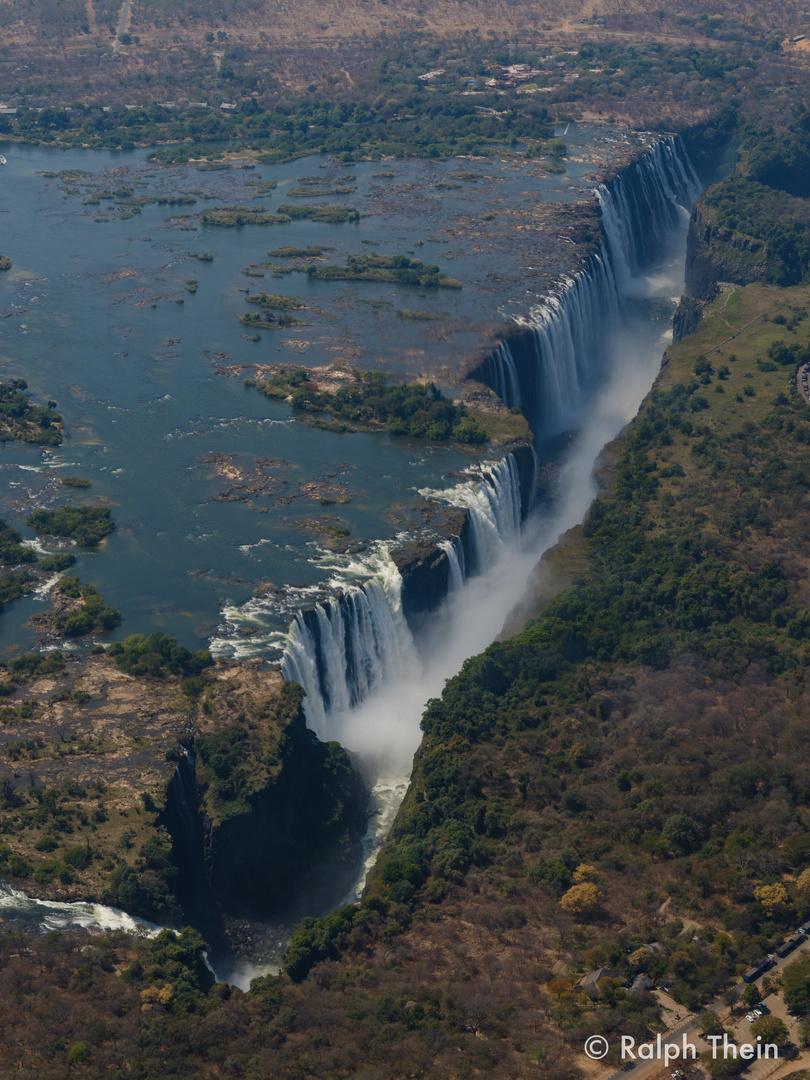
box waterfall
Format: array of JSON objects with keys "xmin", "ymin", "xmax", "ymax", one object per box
[
  {"xmin": 439, "ymin": 539, "xmax": 464, "ymax": 593},
  {"xmin": 420, "ymin": 455, "xmax": 522, "ymax": 573},
  {"xmin": 281, "ymin": 550, "xmax": 418, "ymax": 739},
  {"xmin": 472, "ymin": 253, "xmax": 621, "ymax": 439},
  {"xmin": 484, "ymin": 341, "xmax": 523, "ymax": 410},
  {"xmin": 281, "ymin": 136, "xmax": 702, "ymax": 736},
  {"xmin": 168, "ymin": 751, "xmax": 199, "ymax": 844},
  {"xmin": 598, "ymin": 135, "xmax": 702, "ymax": 289},
  {"xmin": 469, "ymin": 135, "xmax": 703, "ymax": 439},
  {"xmin": 281, "ymin": 455, "xmax": 523, "ymax": 732}
]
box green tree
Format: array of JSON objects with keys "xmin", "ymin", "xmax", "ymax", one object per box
[
  {"xmin": 68, "ymin": 1043, "xmax": 91, "ymax": 1065},
  {"xmin": 749, "ymin": 1016, "xmax": 788, "ymax": 1046},
  {"xmin": 661, "ymin": 812, "xmax": 702, "ymax": 855},
  {"xmin": 698, "ymin": 1009, "xmax": 725, "ymax": 1037},
  {"xmin": 701, "ymin": 1053, "xmax": 745, "ymax": 1077},
  {"xmin": 781, "ymin": 956, "xmax": 810, "ymax": 1013}
]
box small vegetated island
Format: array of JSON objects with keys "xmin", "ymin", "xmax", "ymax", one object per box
[
  {"xmin": 248, "ymin": 366, "xmax": 487, "ymax": 442},
  {"xmin": 26, "ymin": 506, "xmax": 115, "ymax": 547},
  {"xmin": 199, "ymin": 205, "xmax": 291, "ymax": 226},
  {"xmin": 29, "ymin": 574, "xmax": 121, "ymax": 638},
  {"xmin": 285, "ymin": 185, "xmax": 357, "ymax": 198},
  {"xmin": 238, "ymin": 255, "xmax": 460, "ymax": 329},
  {"xmin": 275, "ymin": 202, "xmax": 360, "ymax": 223},
  {"xmin": 200, "ymin": 203, "xmax": 360, "ymax": 226},
  {"xmin": 301, "ymin": 252, "xmax": 461, "ymax": 288},
  {"xmin": 0, "ymin": 379, "xmax": 63, "ymax": 446},
  {"xmin": 267, "ymin": 245, "xmax": 335, "ymax": 258},
  {"xmin": 238, "ymin": 292, "xmax": 310, "ymax": 330}
]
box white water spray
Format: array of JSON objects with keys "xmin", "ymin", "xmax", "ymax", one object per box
[
  {"xmin": 0, "ymin": 878, "xmax": 162, "ymax": 937},
  {"xmin": 472, "ymin": 136, "xmax": 702, "ymax": 438},
  {"xmin": 295, "ymin": 135, "xmax": 703, "ymax": 897},
  {"xmin": 280, "ymin": 454, "xmax": 523, "ymax": 733}
]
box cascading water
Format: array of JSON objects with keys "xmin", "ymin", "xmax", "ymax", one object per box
[
  {"xmin": 280, "ymin": 135, "xmax": 702, "ymax": 753},
  {"xmin": 280, "ymin": 454, "xmax": 524, "ymax": 734},
  {"xmin": 281, "ymin": 551, "xmax": 418, "ymax": 740},
  {"xmin": 420, "ymin": 455, "xmax": 522, "ymax": 573},
  {"xmin": 0, "ymin": 879, "xmax": 162, "ymax": 937},
  {"xmin": 470, "ymin": 253, "xmax": 621, "ymax": 439},
  {"xmin": 468, "ymin": 135, "xmax": 703, "ymax": 440},
  {"xmin": 438, "ymin": 539, "xmax": 464, "ymax": 594},
  {"xmin": 597, "ymin": 136, "xmax": 702, "ymax": 287}
]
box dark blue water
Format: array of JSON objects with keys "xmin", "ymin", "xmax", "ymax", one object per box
[{"xmin": 0, "ymin": 130, "xmax": 625, "ymax": 654}]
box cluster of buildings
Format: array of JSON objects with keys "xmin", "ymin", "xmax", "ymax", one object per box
[{"xmin": 417, "ymin": 52, "xmax": 608, "ymax": 94}]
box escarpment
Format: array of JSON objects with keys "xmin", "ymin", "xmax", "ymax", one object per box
[
  {"xmin": 195, "ymin": 679, "xmax": 366, "ymax": 919},
  {"xmin": 0, "ymin": 651, "xmax": 368, "ymax": 931},
  {"xmin": 684, "ymin": 202, "xmax": 770, "ymax": 301}
]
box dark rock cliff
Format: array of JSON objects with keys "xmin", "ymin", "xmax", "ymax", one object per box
[
  {"xmin": 684, "ymin": 203, "xmax": 769, "ymax": 301},
  {"xmin": 391, "ymin": 505, "xmax": 474, "ymax": 620},
  {"xmin": 163, "ymin": 676, "xmax": 367, "ymax": 925},
  {"xmin": 672, "ymin": 295, "xmax": 707, "ymax": 344}
]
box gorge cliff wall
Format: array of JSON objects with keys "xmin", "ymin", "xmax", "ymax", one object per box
[
  {"xmin": 163, "ymin": 673, "xmax": 368, "ymax": 928},
  {"xmin": 684, "ymin": 203, "xmax": 770, "ymax": 299}
]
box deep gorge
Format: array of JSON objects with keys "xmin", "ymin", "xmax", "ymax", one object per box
[{"xmin": 0, "ymin": 131, "xmax": 711, "ymax": 986}]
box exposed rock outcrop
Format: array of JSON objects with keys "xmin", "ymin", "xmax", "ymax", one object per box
[
  {"xmin": 0, "ymin": 654, "xmax": 368, "ymax": 932},
  {"xmin": 672, "ymin": 294, "xmax": 708, "ymax": 343},
  {"xmin": 685, "ymin": 203, "xmax": 769, "ymax": 301},
  {"xmin": 392, "ymin": 505, "xmax": 474, "ymax": 620},
  {"xmin": 187, "ymin": 679, "xmax": 367, "ymax": 921}
]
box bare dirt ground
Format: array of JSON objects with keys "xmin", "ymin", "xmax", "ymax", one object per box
[{"xmin": 1, "ymin": 0, "xmax": 806, "ymax": 55}]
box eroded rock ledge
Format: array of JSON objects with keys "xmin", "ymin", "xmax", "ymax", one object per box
[{"xmin": 0, "ymin": 654, "xmax": 367, "ymax": 931}]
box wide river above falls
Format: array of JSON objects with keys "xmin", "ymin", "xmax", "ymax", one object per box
[
  {"xmin": 0, "ymin": 129, "xmax": 704, "ymax": 985},
  {"xmin": 0, "ymin": 127, "xmax": 628, "ymax": 657}
]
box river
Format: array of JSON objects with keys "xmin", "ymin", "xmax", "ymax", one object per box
[{"xmin": 0, "ymin": 130, "xmax": 701, "ymax": 986}]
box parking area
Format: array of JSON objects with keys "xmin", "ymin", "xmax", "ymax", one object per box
[{"xmin": 598, "ymin": 928, "xmax": 810, "ymax": 1080}]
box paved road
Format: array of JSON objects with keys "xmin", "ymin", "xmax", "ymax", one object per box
[
  {"xmin": 111, "ymin": 0, "xmax": 132, "ymax": 52},
  {"xmin": 597, "ymin": 934, "xmax": 810, "ymax": 1080}
]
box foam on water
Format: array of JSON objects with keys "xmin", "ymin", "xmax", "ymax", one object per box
[{"xmin": 0, "ymin": 878, "xmax": 161, "ymax": 937}]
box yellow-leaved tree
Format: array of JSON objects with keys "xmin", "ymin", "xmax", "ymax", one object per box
[
  {"xmin": 754, "ymin": 883, "xmax": 789, "ymax": 915},
  {"xmin": 560, "ymin": 882, "xmax": 601, "ymax": 917}
]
